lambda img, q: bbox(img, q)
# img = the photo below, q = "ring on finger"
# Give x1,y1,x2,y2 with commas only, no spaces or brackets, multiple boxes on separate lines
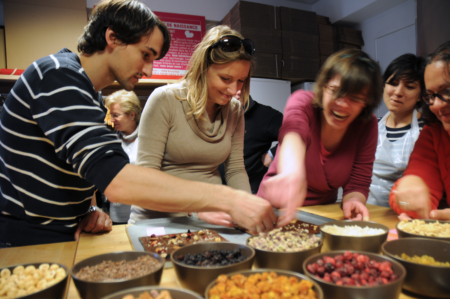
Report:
399,201,410,206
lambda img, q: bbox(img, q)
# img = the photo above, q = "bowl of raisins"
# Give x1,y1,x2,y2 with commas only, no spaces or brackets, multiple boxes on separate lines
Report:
303,250,406,299
382,237,450,298
170,242,255,295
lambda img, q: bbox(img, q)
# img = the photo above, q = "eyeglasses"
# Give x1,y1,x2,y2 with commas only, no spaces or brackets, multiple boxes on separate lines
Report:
209,35,255,56
324,85,367,105
422,88,450,105
109,113,124,119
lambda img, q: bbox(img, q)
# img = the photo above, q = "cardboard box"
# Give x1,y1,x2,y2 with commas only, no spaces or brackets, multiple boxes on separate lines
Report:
280,7,318,34
336,26,364,46
240,27,282,54
252,52,283,78
282,54,320,83
282,30,319,56
228,0,281,31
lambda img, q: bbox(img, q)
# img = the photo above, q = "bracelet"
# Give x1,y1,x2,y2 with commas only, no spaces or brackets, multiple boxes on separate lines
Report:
88,206,98,213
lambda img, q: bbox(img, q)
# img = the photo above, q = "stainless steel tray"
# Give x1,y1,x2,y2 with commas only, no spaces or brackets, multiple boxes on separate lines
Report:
126,210,334,267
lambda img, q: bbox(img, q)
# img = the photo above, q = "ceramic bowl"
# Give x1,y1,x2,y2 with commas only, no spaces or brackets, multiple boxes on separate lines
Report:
382,237,450,298
320,220,389,253
170,242,254,295
396,219,450,242
100,286,203,299
71,251,164,299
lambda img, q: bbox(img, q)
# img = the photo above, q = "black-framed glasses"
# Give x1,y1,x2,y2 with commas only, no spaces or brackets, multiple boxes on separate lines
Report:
324,85,367,105
209,35,255,56
422,88,450,105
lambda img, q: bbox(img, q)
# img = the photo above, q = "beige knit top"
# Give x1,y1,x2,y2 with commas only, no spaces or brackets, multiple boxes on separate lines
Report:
129,81,250,221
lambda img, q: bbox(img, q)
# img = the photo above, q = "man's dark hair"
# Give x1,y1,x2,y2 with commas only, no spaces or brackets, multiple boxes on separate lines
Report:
78,0,171,60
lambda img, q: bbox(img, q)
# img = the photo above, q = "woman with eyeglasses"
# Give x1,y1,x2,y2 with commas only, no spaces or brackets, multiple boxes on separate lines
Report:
389,41,450,221
367,54,426,207
104,89,142,223
258,49,382,225
128,25,274,228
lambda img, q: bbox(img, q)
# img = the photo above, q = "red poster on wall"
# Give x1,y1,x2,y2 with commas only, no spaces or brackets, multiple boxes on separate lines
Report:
150,12,206,80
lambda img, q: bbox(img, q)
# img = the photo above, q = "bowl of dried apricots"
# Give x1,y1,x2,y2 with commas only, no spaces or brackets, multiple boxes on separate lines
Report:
205,269,323,299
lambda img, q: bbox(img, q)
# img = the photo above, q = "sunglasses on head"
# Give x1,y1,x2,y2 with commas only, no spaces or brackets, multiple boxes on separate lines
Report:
209,35,256,57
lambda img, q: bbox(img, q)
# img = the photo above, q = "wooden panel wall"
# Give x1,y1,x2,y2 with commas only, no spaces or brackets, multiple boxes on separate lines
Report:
3,0,87,69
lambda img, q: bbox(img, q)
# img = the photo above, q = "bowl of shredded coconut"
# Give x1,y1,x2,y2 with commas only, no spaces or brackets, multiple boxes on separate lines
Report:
320,221,389,253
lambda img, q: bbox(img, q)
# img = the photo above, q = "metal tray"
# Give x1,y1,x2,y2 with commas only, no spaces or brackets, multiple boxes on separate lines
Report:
126,210,334,267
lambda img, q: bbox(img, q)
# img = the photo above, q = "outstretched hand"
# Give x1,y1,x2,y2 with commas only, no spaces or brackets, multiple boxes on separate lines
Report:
430,208,450,220
342,200,369,221
259,172,307,227
74,209,112,241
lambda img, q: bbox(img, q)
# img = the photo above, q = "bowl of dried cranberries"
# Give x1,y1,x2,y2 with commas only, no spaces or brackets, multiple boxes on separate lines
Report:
303,250,406,299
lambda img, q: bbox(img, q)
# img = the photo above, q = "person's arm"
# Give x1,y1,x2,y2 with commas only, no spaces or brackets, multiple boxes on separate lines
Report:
341,116,378,220
389,125,443,219
259,131,308,227
135,88,172,169
104,164,277,234
222,103,251,192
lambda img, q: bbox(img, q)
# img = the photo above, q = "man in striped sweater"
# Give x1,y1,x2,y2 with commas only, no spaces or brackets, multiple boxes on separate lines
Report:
0,0,276,247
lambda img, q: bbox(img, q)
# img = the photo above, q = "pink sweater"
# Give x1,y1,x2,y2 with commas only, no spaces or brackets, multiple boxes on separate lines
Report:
258,90,378,205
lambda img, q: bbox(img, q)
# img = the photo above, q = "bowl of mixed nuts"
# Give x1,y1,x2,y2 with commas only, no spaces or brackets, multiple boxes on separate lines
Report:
246,226,322,273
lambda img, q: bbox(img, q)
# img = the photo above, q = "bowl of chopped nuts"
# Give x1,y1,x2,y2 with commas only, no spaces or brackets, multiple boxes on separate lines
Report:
303,250,406,299
382,237,450,298
320,220,389,253
101,286,203,299
0,262,69,299
396,219,450,242
205,269,324,299
246,227,322,273
170,242,255,295
71,251,164,299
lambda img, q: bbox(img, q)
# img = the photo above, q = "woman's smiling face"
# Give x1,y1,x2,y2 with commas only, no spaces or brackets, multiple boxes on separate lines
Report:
321,75,367,132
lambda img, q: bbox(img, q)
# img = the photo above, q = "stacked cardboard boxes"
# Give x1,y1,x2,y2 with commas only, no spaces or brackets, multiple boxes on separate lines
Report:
280,7,320,83
221,1,282,78
220,1,364,83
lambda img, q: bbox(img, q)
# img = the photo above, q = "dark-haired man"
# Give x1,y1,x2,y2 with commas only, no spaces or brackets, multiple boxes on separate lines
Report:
0,0,276,247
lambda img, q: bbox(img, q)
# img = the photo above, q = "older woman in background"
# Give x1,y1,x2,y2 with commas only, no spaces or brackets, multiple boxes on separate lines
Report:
104,89,142,224
367,54,425,207
390,41,450,220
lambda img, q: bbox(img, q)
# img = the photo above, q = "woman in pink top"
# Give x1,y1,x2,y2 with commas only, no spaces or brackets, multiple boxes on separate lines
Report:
258,49,382,226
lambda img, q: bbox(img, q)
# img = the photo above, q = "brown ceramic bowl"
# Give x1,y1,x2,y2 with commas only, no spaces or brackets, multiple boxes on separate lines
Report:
320,220,389,253
382,237,450,298
170,242,254,295
0,262,69,299
71,251,164,299
396,219,450,242
204,269,324,299
101,286,203,299
246,234,322,273
303,250,406,299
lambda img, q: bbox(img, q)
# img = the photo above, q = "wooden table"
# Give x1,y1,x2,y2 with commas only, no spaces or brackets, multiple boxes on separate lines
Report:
1,204,424,299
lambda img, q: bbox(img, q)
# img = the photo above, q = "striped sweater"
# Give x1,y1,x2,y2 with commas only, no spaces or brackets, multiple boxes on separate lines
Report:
0,48,128,235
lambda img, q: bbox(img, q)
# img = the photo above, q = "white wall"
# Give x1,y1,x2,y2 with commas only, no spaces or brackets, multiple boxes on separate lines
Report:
250,78,291,114
354,0,416,117
85,0,313,20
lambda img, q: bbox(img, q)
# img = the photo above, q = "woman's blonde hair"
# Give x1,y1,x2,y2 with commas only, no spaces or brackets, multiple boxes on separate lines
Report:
313,48,382,120
104,89,142,123
180,25,255,119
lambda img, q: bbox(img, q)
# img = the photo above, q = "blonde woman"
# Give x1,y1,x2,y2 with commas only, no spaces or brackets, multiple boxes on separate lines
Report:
129,25,258,227
104,90,142,223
